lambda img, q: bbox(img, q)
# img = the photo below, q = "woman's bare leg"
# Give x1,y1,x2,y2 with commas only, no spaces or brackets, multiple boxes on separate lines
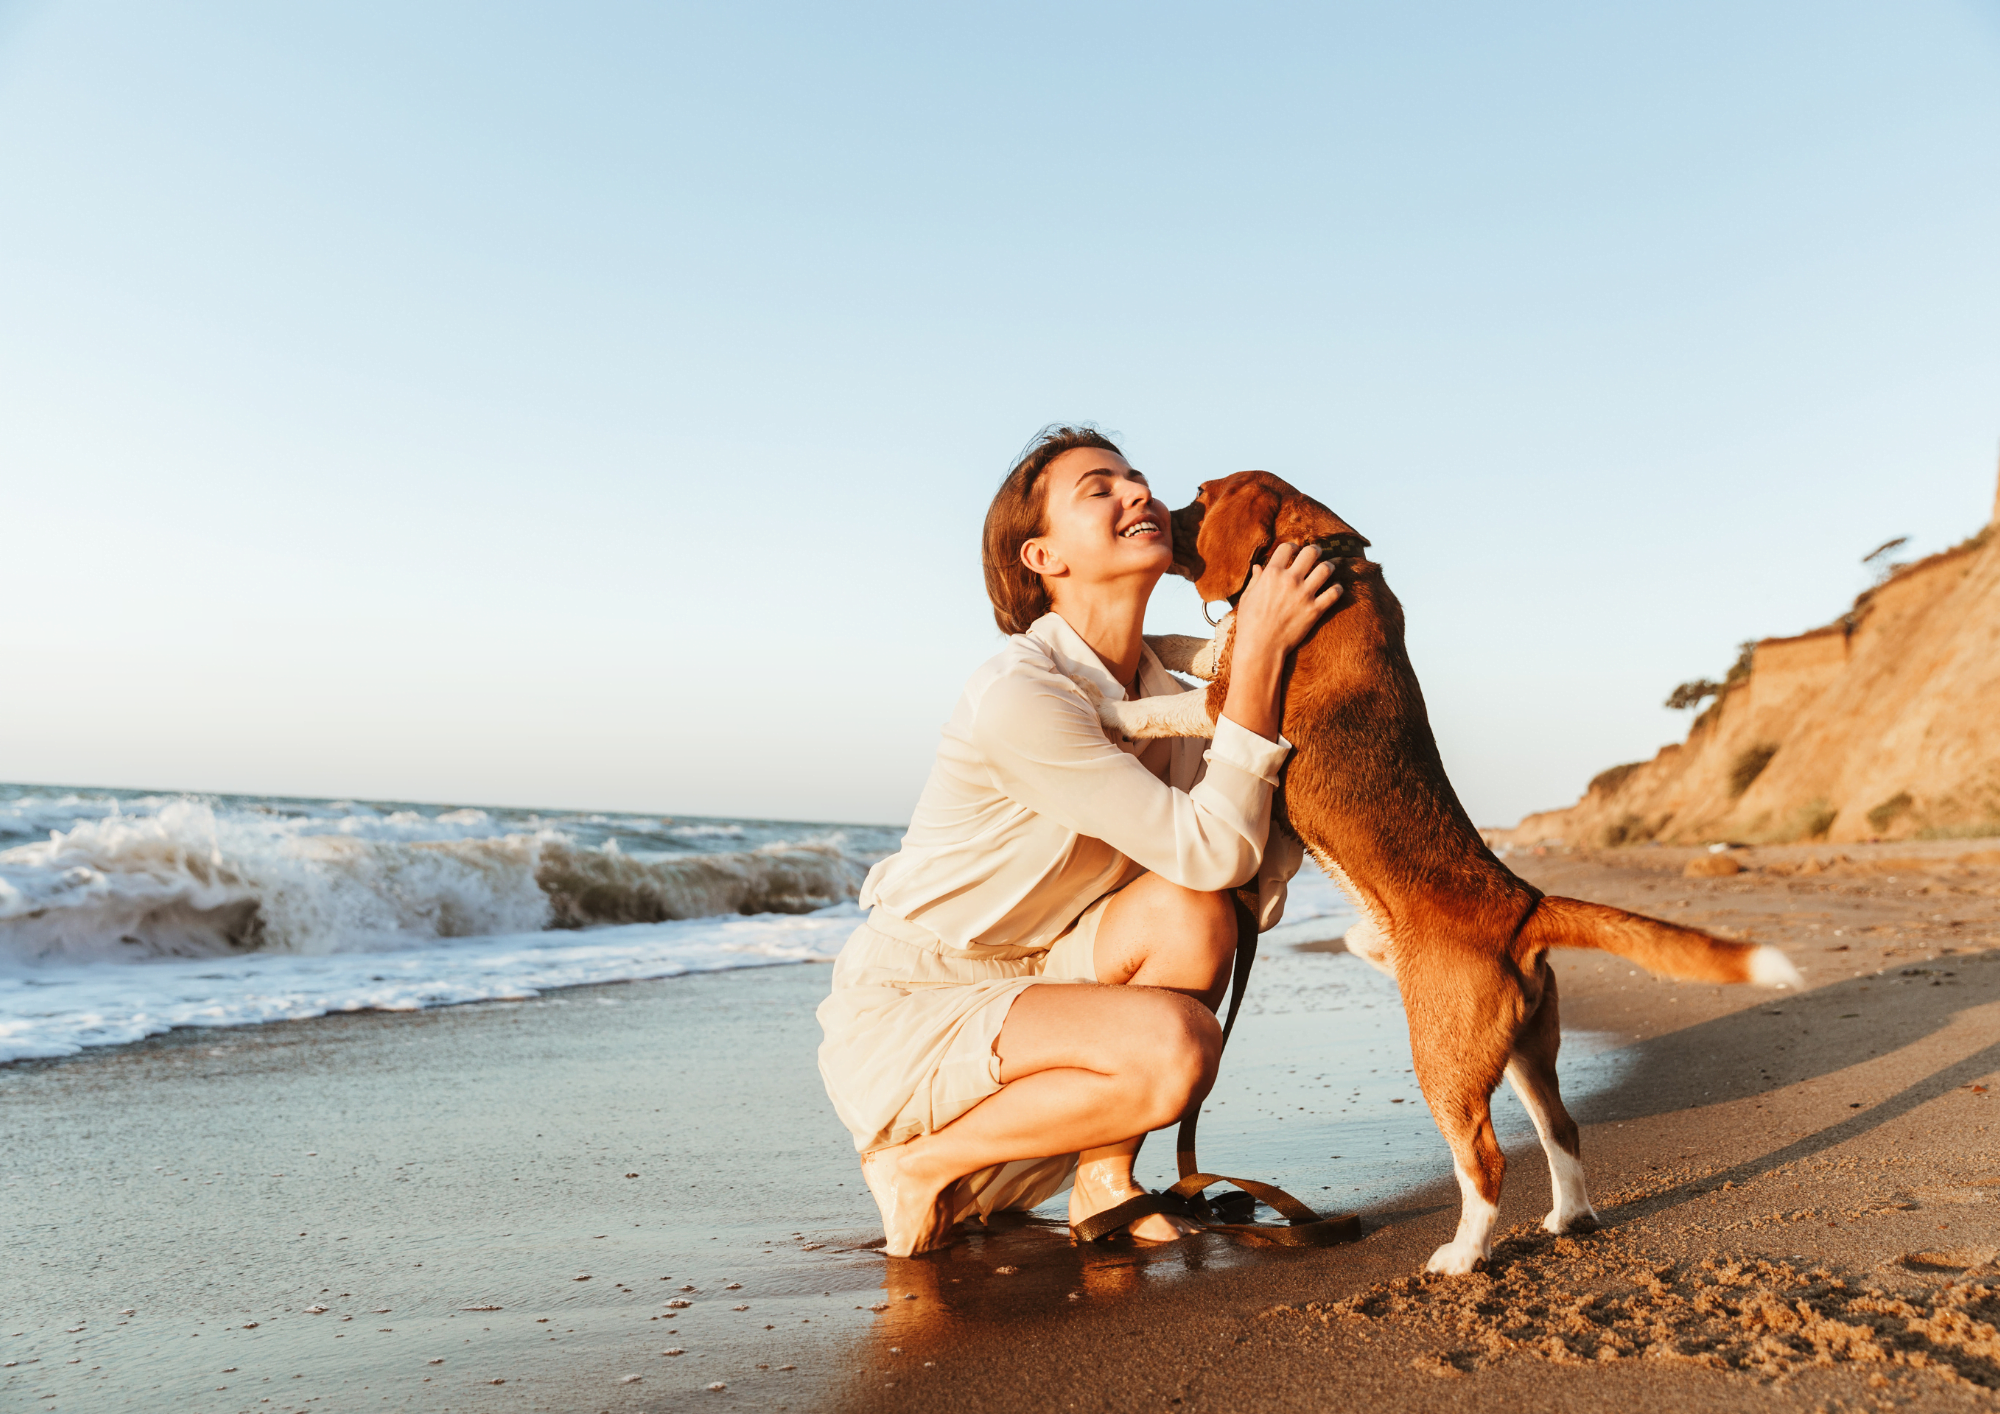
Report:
1070,876,1237,1239
862,875,1239,1253
862,981,1221,1254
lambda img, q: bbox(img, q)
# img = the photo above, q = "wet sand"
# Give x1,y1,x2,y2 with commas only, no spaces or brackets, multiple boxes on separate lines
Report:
1,965,902,1411
5,841,1997,1411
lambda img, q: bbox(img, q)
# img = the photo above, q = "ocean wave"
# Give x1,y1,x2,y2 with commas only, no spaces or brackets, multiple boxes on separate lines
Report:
538,839,862,927
0,801,865,967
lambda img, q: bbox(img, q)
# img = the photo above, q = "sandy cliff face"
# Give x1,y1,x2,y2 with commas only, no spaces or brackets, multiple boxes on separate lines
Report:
1494,473,2000,848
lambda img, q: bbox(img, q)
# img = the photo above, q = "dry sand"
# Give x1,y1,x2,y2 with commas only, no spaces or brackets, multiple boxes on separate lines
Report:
5,840,1997,1412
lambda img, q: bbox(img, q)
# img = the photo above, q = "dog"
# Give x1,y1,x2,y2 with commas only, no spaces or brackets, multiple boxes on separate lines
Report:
1075,470,1801,1274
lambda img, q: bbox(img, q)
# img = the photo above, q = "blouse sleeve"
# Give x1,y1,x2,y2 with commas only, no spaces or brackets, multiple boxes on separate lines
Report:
971,672,1291,893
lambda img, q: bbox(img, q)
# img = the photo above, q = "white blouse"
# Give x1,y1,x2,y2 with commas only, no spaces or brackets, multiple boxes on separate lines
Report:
859,611,1302,953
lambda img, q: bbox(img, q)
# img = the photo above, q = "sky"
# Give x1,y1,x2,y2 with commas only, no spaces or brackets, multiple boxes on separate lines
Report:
2,1,1997,827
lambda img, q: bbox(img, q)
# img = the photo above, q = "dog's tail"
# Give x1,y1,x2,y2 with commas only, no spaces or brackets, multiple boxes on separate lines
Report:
1521,895,1803,988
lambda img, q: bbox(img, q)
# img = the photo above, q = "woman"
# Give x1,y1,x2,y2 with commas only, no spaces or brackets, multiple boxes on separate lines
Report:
817,426,1338,1255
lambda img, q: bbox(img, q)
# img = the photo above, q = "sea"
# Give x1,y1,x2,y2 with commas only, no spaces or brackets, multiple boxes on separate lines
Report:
0,781,1363,1065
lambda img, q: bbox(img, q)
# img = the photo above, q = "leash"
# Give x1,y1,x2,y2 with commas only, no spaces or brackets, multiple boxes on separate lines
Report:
1071,894,1363,1247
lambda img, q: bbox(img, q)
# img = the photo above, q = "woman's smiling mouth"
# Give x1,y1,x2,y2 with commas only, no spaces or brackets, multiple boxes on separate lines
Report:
1119,520,1162,539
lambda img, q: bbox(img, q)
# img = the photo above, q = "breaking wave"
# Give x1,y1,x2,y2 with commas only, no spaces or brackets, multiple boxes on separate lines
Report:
0,798,870,967
0,787,895,1062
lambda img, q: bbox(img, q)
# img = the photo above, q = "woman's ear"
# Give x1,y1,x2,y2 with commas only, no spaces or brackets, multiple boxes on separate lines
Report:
1191,480,1282,605
1020,538,1066,580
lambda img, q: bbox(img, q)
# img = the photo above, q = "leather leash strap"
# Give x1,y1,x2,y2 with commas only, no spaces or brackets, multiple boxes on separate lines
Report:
1073,895,1361,1247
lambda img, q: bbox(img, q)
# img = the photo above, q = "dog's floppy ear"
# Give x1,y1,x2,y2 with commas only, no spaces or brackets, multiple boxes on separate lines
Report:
1190,476,1284,606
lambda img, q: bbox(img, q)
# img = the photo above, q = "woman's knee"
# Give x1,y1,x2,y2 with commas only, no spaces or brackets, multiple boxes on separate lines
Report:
1129,994,1222,1124
1189,886,1238,956
1101,876,1238,988
1164,885,1238,983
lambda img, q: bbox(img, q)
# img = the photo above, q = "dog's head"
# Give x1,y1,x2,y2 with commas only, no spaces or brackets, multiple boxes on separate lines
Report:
1172,470,1372,605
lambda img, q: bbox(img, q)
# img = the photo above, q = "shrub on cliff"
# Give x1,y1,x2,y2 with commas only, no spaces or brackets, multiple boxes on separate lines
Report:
1866,791,1914,833
1588,762,1644,796
1729,742,1780,797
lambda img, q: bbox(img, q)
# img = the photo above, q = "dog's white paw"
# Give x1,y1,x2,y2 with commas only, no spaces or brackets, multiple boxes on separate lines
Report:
1066,675,1121,728
1749,945,1804,989
1541,1205,1600,1235
1423,1240,1488,1276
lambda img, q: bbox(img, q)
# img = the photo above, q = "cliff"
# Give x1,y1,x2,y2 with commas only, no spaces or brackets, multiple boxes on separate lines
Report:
1493,467,2000,848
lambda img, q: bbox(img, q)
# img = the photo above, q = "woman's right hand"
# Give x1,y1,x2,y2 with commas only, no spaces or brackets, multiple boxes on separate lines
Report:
1232,543,1342,660
1219,543,1342,742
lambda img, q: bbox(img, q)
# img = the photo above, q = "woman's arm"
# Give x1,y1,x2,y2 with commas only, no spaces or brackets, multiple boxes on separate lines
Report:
1220,542,1340,742
973,671,1287,893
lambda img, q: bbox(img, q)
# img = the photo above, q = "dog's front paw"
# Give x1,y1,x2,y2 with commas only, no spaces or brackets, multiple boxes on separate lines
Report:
1067,673,1104,705
1069,676,1134,738
1423,1240,1488,1276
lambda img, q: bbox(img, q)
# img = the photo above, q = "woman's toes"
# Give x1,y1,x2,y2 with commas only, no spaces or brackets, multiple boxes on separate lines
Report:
1069,1173,1197,1244
1126,1211,1195,1243
862,1147,959,1257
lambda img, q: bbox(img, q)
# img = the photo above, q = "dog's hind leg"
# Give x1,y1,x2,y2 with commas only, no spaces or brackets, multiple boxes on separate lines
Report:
1503,963,1598,1235
1423,1100,1506,1276
1406,984,1514,1275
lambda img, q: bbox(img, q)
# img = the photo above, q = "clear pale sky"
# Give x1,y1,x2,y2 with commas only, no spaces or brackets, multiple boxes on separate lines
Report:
3,2,1997,827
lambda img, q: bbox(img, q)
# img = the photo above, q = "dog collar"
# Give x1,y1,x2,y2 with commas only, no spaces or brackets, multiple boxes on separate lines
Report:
1308,532,1371,560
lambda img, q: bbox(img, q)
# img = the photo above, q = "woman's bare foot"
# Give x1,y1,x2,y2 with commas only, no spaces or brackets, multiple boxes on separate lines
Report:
860,1141,961,1257
1069,1157,1198,1243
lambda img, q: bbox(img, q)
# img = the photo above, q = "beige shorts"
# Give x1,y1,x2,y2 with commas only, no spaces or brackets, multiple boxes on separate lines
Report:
813,888,1122,1221
1038,889,1112,984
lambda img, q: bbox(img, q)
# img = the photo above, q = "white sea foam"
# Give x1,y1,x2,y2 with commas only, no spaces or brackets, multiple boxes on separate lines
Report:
0,801,864,966
0,786,887,1060
0,904,862,1062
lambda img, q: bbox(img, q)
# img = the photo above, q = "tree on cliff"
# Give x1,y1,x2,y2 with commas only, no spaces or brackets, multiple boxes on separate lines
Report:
1665,641,1757,711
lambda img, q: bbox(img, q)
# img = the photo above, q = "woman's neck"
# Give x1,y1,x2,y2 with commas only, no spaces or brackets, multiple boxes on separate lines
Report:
1049,584,1151,693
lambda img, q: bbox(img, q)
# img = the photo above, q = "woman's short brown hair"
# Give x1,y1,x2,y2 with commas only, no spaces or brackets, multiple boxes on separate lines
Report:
981,424,1125,636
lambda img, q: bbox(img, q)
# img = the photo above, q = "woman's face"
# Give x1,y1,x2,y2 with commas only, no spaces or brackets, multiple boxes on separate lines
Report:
1021,447,1174,592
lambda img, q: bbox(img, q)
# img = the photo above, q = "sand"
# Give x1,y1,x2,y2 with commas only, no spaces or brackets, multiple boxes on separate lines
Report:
4,840,1997,1412
817,842,1999,1413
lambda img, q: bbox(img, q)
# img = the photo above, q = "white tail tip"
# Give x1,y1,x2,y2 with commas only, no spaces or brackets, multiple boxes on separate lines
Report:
1749,945,1804,989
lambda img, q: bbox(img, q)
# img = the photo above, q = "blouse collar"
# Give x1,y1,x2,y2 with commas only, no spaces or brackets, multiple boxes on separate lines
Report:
1025,611,1179,703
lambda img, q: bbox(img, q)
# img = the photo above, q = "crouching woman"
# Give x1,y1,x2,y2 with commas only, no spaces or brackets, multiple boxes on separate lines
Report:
816,426,1336,1254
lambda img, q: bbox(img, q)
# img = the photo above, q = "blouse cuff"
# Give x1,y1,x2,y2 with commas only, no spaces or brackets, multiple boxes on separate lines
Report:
1205,714,1292,788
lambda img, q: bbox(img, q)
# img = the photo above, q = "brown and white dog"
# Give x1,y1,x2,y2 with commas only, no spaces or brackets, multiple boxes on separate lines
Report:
1078,471,1801,1275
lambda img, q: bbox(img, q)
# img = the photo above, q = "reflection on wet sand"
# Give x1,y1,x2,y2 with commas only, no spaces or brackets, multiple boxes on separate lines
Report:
849,1212,1285,1387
